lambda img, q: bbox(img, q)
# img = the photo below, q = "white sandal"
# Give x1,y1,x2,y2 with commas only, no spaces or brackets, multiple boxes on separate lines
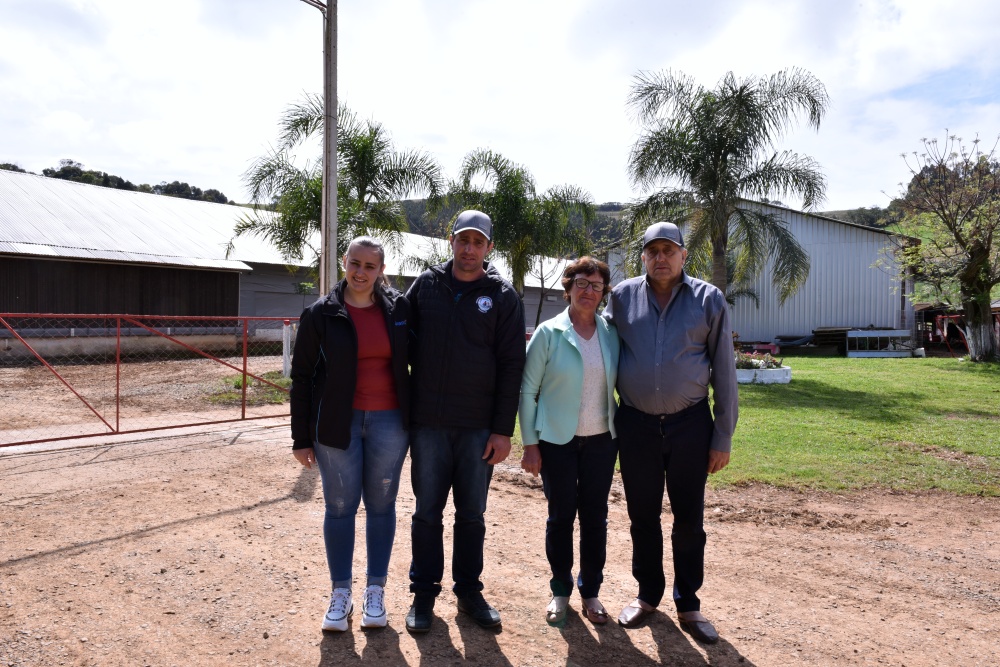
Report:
546,596,569,624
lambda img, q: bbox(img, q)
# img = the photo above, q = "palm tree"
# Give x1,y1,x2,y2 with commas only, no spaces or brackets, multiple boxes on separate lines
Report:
451,149,594,298
232,94,444,269
626,68,829,303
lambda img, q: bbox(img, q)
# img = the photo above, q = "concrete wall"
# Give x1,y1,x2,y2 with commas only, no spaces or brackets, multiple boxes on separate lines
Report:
0,333,284,364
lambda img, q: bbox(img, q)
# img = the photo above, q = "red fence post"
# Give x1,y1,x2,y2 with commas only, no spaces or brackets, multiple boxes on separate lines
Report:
241,318,249,420
116,316,121,432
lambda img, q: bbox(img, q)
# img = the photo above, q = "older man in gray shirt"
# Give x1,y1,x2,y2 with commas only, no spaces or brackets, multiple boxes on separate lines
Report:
604,221,738,644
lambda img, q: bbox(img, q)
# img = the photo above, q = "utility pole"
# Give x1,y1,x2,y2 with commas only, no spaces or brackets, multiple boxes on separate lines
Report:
298,0,337,293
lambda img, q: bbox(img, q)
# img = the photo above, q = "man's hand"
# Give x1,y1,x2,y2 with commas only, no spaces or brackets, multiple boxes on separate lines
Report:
520,445,541,477
293,447,316,469
483,433,512,465
707,449,730,474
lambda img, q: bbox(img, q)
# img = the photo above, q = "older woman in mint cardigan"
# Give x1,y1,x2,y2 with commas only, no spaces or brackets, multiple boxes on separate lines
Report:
519,257,619,626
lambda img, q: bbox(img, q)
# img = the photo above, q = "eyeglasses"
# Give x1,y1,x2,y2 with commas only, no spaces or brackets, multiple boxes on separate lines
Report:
572,278,605,292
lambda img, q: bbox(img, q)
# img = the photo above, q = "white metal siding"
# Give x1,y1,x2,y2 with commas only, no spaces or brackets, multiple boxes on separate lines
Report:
731,203,912,341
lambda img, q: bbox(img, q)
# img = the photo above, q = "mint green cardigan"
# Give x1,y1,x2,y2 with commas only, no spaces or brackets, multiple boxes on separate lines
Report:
518,307,620,446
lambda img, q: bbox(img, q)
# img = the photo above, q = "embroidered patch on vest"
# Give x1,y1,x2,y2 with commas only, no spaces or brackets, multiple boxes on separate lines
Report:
476,296,493,313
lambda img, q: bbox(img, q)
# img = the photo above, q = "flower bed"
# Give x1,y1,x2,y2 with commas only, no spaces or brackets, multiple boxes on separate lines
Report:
735,351,791,384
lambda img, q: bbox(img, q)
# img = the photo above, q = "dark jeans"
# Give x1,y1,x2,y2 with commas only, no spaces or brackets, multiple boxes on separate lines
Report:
538,432,618,599
408,426,493,597
615,400,713,612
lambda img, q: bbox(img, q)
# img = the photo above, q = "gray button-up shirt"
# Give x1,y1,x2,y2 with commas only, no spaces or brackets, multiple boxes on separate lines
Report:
604,272,738,452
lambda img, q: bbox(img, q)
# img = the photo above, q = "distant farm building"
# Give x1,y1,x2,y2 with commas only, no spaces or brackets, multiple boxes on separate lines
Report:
0,170,569,324
605,200,915,346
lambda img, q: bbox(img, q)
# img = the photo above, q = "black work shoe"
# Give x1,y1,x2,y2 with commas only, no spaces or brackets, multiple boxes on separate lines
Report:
457,592,502,629
405,594,435,633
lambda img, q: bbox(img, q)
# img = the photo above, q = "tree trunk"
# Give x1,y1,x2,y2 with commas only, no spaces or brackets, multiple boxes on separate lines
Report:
534,257,547,328
710,206,730,296
959,247,999,361
962,293,999,361
710,236,728,296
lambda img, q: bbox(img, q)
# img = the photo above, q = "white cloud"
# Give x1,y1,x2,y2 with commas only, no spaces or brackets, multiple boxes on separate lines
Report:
2,0,999,211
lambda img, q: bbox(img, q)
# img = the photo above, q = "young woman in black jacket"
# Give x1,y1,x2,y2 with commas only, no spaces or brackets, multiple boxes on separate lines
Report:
289,236,410,632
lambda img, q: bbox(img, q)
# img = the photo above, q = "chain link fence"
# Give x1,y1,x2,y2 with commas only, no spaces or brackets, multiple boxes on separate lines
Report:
0,314,299,447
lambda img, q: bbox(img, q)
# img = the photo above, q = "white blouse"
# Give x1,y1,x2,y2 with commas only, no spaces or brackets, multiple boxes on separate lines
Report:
574,329,609,436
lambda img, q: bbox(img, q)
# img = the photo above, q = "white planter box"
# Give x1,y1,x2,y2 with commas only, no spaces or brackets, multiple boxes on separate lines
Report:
736,365,792,384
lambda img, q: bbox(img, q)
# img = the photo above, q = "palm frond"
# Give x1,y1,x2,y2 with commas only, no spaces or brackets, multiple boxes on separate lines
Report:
682,209,716,275
759,67,830,134
625,67,826,301
627,69,699,124
733,208,810,304
726,285,760,308
231,208,315,264
728,209,774,285
277,92,325,149
380,149,445,202
458,149,518,191
628,126,698,190
739,151,827,210
242,149,316,206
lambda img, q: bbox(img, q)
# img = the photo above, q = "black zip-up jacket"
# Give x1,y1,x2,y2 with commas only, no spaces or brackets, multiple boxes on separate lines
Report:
289,280,410,450
406,260,526,436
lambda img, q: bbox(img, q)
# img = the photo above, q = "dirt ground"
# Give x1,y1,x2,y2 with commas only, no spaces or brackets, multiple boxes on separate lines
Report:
0,357,288,444
1,421,998,667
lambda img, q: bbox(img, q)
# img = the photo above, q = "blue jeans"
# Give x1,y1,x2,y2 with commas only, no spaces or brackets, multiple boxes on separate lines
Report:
408,426,493,597
314,409,408,588
538,432,618,599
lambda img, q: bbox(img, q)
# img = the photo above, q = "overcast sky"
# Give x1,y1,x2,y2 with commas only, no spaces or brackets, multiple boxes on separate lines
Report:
3,0,1000,212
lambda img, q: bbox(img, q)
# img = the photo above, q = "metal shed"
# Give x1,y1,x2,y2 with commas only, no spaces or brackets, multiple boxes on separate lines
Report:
730,201,913,343
0,170,314,317
602,200,914,344
1,170,571,323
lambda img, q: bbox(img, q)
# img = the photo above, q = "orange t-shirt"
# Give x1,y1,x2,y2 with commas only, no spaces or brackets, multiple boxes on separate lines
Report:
346,302,399,411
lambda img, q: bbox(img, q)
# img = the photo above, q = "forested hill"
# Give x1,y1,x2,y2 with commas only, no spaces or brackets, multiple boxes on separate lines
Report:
401,199,629,250
0,160,232,204
820,203,903,229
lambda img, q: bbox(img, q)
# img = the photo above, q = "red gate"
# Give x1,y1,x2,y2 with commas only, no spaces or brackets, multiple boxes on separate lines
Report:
0,314,298,447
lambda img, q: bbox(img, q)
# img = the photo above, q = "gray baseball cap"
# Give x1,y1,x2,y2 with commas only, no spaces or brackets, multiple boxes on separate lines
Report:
452,210,493,242
642,222,684,249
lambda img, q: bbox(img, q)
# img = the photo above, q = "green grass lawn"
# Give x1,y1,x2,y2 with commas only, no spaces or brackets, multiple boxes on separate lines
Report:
512,357,1000,496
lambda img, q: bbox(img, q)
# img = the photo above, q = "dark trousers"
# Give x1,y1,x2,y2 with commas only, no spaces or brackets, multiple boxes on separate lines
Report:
615,400,713,612
538,432,618,599
408,426,493,597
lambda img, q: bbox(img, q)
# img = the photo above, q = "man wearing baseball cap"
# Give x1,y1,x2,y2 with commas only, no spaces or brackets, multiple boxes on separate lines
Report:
603,221,738,644
404,209,526,633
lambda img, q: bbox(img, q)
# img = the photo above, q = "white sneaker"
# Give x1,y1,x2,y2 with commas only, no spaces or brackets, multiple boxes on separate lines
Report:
361,584,387,628
322,588,353,632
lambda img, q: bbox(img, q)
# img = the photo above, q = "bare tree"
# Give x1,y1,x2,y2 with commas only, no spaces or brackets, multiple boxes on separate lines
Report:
896,133,1000,361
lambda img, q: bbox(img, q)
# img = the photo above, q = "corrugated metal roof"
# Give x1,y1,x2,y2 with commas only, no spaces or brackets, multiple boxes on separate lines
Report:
0,170,569,286
0,170,297,271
